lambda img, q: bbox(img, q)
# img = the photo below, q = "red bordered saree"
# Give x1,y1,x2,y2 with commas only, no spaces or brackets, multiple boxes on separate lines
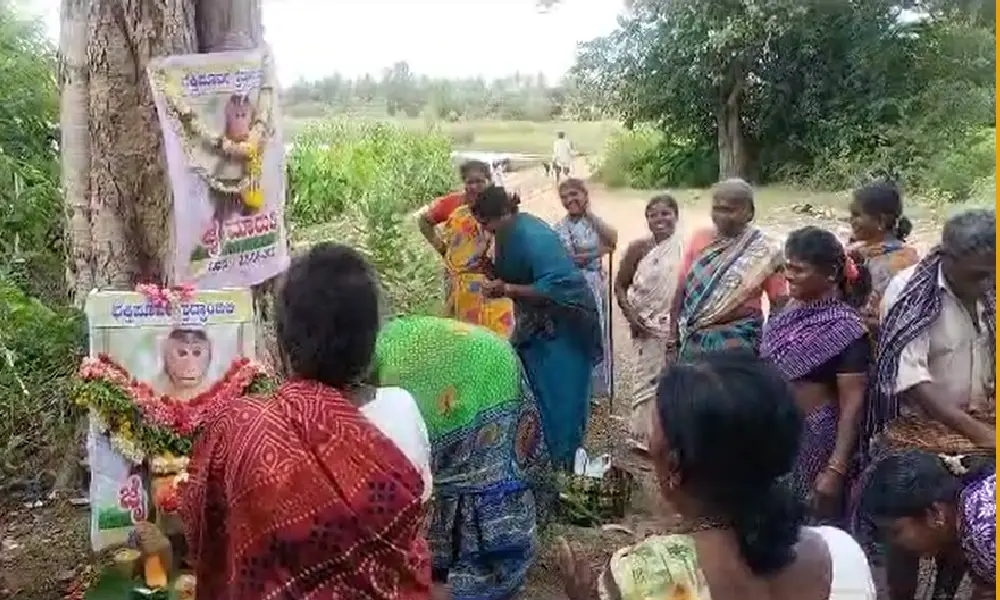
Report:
181,380,431,600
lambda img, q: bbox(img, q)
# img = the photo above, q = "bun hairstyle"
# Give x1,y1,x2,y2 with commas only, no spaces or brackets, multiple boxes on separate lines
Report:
655,350,805,575
854,181,912,242
785,226,872,309
471,184,520,220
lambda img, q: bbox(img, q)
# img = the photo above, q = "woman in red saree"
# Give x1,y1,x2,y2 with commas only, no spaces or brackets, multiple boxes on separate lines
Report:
181,243,431,600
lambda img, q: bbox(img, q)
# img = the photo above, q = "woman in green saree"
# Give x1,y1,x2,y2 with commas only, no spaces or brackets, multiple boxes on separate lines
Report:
374,315,551,600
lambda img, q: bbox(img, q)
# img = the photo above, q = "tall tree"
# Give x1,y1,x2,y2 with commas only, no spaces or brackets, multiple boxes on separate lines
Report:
60,0,273,357
60,0,263,288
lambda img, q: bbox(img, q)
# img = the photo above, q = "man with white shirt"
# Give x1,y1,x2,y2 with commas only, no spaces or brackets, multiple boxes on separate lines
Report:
551,130,573,184
862,208,996,600
874,208,995,447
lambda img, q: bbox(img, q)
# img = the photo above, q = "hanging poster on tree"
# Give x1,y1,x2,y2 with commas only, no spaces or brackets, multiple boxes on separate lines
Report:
78,287,272,551
148,48,289,288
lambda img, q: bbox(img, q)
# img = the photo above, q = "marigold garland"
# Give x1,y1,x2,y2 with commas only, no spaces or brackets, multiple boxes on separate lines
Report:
74,354,274,464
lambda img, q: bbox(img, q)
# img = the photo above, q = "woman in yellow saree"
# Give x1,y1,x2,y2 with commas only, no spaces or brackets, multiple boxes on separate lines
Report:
418,160,514,337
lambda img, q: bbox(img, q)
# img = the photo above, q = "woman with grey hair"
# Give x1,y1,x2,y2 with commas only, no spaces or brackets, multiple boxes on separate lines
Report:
669,178,787,358
853,208,996,600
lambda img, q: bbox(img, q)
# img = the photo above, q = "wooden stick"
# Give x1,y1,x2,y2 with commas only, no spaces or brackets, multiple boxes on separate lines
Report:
607,253,615,410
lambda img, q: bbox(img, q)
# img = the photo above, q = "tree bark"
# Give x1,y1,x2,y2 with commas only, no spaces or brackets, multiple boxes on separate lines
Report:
717,78,748,180
60,0,93,303
86,0,197,289
196,0,263,52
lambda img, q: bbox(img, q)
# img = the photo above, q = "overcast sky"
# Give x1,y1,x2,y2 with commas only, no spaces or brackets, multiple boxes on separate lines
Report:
25,0,623,85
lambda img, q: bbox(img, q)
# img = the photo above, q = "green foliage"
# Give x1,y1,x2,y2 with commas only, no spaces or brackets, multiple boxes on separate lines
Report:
0,5,76,472
594,127,718,188
570,0,996,195
288,119,455,226
919,129,996,202
0,279,86,471
0,5,63,301
289,119,454,316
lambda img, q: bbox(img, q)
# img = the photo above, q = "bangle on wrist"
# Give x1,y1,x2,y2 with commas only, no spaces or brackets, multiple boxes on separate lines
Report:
825,460,847,476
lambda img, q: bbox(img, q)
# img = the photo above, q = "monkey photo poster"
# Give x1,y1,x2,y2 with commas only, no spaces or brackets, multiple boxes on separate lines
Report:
148,47,289,289
83,289,255,551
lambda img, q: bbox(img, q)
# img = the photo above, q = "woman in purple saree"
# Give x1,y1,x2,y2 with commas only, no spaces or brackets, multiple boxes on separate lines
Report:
863,449,995,600
761,227,871,525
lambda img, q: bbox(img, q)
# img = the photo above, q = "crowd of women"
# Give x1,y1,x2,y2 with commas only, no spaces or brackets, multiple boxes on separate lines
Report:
177,159,994,600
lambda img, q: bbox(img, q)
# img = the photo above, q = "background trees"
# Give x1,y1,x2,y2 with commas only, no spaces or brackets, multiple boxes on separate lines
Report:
283,64,569,123
568,0,996,190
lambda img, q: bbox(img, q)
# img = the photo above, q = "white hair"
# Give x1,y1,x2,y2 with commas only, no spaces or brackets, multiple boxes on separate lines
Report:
942,209,995,257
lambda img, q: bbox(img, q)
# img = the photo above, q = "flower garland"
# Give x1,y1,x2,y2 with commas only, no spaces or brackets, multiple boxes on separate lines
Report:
150,51,276,205
75,354,275,464
135,282,195,309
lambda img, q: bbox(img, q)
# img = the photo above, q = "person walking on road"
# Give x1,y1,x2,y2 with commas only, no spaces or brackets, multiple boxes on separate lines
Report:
551,131,574,184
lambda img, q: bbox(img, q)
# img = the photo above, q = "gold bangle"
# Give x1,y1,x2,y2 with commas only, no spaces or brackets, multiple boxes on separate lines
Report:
825,461,847,476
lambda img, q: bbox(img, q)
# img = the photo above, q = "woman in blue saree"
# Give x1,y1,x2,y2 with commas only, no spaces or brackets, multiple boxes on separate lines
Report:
471,185,602,469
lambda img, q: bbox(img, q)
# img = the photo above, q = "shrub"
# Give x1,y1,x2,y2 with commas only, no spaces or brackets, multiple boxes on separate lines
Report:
289,119,453,316
594,126,717,189
919,129,996,202
287,119,456,227
0,278,86,472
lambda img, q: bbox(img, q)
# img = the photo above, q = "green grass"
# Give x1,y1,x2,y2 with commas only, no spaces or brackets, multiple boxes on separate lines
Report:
284,116,620,156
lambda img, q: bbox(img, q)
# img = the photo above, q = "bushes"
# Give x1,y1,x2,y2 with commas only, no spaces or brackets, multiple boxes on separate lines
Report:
287,119,455,226
595,122,995,205
288,119,455,316
0,279,86,471
919,129,996,203
593,127,717,189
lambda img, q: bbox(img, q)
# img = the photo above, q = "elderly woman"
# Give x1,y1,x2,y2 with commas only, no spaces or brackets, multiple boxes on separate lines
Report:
856,208,996,600
471,185,602,469
374,316,551,600
614,194,682,450
182,243,432,600
554,178,618,399
558,351,877,599
847,182,920,332
761,227,872,524
863,450,995,600
418,160,514,337
670,179,787,358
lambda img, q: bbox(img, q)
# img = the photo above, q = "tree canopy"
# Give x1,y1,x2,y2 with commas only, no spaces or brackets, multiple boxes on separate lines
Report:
567,0,996,188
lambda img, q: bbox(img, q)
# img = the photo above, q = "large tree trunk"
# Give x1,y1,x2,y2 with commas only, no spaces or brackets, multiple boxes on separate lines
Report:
57,0,268,491
85,0,197,290
717,79,748,180
65,0,265,298
63,0,274,363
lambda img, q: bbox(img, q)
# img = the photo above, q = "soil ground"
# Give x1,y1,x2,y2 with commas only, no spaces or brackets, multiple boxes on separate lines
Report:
0,161,943,600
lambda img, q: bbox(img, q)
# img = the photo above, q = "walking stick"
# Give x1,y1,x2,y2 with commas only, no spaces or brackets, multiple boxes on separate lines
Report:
607,253,615,411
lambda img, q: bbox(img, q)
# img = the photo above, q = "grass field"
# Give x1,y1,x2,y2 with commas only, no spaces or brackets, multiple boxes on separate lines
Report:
284,115,621,156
